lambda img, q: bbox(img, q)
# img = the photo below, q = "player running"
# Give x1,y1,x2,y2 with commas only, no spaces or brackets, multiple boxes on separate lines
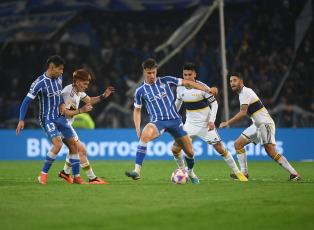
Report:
125,58,218,184
219,72,301,181
16,55,87,184
172,63,247,181
58,69,114,184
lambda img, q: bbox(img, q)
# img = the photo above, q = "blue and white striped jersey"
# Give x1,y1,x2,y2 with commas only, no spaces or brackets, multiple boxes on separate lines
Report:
26,72,64,124
134,76,183,122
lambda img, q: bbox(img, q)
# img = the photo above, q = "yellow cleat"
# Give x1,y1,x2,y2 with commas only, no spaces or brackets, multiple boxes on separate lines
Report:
235,172,248,181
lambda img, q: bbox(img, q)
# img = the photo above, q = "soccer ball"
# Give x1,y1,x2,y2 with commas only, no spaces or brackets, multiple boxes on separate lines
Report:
171,169,188,185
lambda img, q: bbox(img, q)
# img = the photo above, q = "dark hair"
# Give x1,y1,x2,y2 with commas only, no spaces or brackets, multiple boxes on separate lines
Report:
46,55,65,68
230,72,243,80
142,58,157,70
73,69,91,82
183,62,197,72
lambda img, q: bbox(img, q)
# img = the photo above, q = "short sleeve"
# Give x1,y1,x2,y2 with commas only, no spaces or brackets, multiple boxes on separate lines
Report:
134,88,143,108
27,79,42,99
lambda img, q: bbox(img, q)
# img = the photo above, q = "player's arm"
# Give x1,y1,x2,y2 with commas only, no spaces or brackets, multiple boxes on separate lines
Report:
207,100,218,131
64,103,93,118
219,104,248,129
133,107,142,139
16,96,33,135
181,79,218,97
82,86,115,105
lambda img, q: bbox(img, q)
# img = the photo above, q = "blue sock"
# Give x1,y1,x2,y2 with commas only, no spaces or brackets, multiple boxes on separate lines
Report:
135,141,147,166
69,154,80,176
185,155,195,169
42,151,57,173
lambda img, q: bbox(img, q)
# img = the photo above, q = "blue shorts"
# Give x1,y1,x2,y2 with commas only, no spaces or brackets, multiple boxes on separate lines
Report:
41,116,75,141
148,119,188,138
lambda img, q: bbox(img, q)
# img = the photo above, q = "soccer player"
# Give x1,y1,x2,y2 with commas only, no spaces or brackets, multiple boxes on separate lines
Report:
219,72,301,181
58,69,114,184
125,58,218,184
16,55,87,184
171,63,247,181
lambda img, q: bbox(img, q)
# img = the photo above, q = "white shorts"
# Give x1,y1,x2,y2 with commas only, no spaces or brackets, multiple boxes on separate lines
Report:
174,122,221,146
60,126,79,142
241,123,276,146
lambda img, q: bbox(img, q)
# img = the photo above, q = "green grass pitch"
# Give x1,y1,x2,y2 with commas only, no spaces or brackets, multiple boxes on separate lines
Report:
0,160,313,230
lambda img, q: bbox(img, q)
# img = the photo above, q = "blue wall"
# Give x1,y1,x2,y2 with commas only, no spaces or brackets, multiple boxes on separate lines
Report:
1,128,313,161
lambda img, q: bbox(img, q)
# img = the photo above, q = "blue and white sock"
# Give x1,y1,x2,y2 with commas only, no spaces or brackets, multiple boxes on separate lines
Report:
185,155,195,169
135,141,147,173
41,151,57,174
69,154,80,177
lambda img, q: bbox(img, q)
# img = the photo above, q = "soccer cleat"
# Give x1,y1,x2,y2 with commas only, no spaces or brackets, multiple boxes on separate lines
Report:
230,173,249,180
185,167,199,184
125,170,140,180
72,176,88,184
235,172,248,181
89,177,109,184
189,175,200,184
58,170,73,183
38,173,48,184
289,174,301,181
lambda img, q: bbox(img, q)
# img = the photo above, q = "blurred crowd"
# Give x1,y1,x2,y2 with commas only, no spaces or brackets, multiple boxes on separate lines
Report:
0,0,313,129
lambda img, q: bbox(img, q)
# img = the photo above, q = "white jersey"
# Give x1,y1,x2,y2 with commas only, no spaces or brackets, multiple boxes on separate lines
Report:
176,80,217,127
239,86,274,126
62,84,87,125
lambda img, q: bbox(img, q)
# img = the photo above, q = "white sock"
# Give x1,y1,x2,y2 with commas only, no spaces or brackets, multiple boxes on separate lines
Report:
81,161,96,180
174,151,185,169
63,156,71,174
135,164,141,174
236,148,248,175
222,150,240,174
275,154,297,174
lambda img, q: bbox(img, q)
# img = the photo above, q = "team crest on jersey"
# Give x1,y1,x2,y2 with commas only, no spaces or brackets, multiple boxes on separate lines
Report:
160,83,165,89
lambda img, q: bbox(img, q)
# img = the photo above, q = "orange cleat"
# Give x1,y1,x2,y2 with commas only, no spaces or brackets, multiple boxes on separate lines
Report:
72,176,88,184
89,177,109,184
58,170,73,183
38,173,48,184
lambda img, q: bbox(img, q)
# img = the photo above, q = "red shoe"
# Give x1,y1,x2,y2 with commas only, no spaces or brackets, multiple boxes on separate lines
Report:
289,174,301,181
58,170,73,183
38,173,48,184
89,177,109,184
72,176,88,184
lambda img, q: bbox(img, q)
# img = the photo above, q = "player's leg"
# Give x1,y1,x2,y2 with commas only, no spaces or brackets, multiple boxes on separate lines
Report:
38,136,63,184
63,137,87,184
259,124,300,180
233,136,249,177
77,141,108,184
174,135,199,184
213,141,247,181
171,143,185,169
125,123,159,180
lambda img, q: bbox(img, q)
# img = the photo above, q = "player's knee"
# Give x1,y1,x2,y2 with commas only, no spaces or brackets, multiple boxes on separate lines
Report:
184,149,194,158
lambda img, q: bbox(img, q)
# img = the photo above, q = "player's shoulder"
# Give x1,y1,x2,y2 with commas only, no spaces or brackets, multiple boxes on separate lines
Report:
135,83,145,95
242,86,256,96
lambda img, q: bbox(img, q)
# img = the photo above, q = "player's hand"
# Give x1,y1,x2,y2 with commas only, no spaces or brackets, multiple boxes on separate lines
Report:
16,120,24,135
103,86,115,98
81,103,93,113
207,87,218,97
136,130,142,139
219,121,229,130
60,104,66,115
207,122,215,131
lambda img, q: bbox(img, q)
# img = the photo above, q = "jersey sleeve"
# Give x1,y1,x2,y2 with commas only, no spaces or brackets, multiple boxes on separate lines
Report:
239,89,251,105
161,76,182,86
134,88,143,108
27,79,43,99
